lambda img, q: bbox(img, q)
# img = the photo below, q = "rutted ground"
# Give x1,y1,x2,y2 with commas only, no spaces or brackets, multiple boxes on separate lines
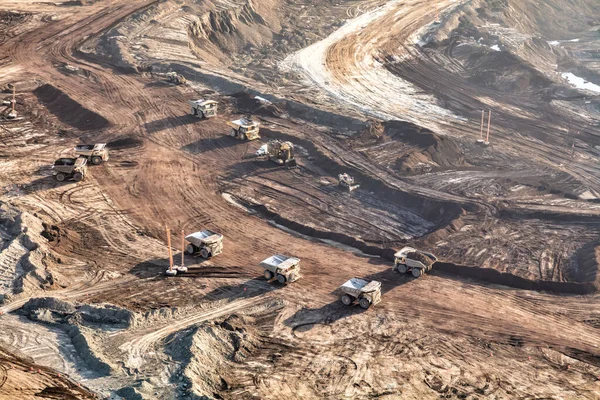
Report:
1,0,600,399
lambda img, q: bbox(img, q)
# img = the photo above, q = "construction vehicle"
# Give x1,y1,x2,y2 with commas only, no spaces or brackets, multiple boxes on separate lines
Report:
74,143,109,165
189,99,218,119
166,72,186,85
228,118,260,141
338,278,381,310
260,254,301,284
338,173,359,191
256,139,297,167
52,157,87,182
185,229,223,259
393,247,437,278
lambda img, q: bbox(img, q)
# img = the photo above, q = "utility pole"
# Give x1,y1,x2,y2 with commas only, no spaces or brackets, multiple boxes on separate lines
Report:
479,109,485,141
165,227,176,276
486,110,491,144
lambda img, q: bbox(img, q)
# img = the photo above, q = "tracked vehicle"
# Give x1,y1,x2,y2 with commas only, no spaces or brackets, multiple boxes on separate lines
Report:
256,139,297,167
260,254,301,284
185,230,223,259
338,173,359,191
74,143,109,165
166,72,186,85
52,157,87,182
338,278,381,310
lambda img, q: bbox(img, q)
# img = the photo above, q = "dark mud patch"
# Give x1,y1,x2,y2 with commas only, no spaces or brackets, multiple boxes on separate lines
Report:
386,121,465,172
33,84,110,131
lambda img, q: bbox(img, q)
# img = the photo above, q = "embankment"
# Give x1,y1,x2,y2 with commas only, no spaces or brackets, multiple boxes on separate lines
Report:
33,84,110,131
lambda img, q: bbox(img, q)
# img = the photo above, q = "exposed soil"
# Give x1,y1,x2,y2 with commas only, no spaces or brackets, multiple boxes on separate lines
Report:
1,0,600,398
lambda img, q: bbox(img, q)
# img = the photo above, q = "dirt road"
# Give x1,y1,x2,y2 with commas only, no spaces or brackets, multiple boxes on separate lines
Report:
1,0,600,398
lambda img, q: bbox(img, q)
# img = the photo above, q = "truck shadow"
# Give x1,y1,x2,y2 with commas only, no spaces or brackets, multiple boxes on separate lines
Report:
143,115,197,134
19,174,75,194
181,136,239,155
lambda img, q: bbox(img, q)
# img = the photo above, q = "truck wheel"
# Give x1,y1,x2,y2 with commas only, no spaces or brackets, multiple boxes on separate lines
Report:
54,173,66,182
341,294,353,306
240,132,247,141
186,244,196,255
412,268,423,278
192,107,197,116
397,264,407,274
264,270,274,280
73,172,83,182
230,129,237,137
359,298,371,310
276,274,286,284
200,248,210,259
91,156,102,165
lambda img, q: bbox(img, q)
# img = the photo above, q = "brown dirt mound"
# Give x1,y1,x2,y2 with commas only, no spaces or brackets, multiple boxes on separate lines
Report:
452,44,554,93
33,84,110,131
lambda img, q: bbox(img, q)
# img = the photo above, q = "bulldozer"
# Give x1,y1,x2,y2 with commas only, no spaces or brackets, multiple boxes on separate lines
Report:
256,139,297,167
189,99,217,119
52,157,87,182
228,118,260,140
166,72,186,85
74,143,109,165
338,173,359,191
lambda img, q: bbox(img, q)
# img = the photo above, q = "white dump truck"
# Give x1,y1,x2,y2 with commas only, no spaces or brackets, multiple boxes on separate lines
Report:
185,230,223,259
228,118,260,140
393,247,437,278
260,254,301,284
74,143,109,165
189,99,217,119
52,157,87,182
338,278,381,309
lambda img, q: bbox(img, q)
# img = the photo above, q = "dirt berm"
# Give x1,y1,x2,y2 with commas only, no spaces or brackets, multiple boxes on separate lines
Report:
249,202,596,295
33,84,110,131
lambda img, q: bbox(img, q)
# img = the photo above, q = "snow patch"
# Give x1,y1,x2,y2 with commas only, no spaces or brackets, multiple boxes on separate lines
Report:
561,72,600,94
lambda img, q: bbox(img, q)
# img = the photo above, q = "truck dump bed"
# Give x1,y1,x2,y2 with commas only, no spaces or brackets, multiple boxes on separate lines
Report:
185,230,222,245
75,143,106,152
260,254,299,271
228,118,257,129
340,278,381,295
394,247,437,266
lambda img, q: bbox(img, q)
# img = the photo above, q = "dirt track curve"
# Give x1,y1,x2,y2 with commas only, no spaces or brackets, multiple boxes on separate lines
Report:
1,0,600,398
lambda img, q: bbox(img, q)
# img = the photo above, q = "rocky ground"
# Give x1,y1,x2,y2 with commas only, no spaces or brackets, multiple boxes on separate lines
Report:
1,0,600,399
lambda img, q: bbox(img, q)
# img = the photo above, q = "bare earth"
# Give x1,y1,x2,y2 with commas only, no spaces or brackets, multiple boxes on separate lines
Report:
1,0,600,399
